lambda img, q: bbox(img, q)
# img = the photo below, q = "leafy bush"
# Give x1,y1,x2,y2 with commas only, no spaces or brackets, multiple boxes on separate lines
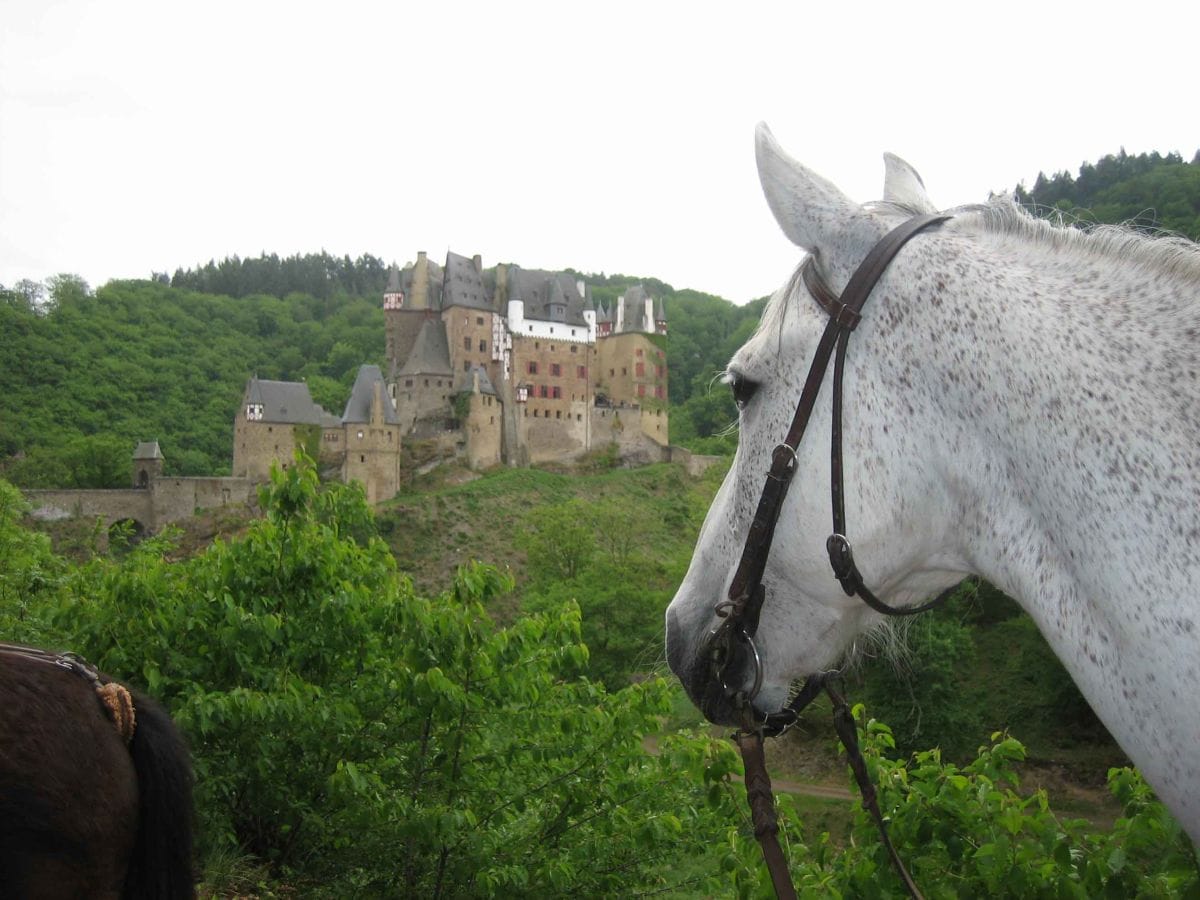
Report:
41,460,739,895
721,710,1198,899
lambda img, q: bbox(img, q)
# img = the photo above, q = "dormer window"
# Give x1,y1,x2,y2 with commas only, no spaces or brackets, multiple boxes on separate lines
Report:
246,403,264,421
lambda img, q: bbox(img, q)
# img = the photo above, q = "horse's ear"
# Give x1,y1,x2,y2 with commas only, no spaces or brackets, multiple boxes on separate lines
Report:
882,153,937,214
755,122,868,253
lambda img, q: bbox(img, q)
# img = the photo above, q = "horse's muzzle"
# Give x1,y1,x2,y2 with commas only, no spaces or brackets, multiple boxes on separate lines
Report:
666,607,764,727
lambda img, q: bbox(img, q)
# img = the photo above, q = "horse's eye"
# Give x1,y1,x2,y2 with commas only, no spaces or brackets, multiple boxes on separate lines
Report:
729,373,758,411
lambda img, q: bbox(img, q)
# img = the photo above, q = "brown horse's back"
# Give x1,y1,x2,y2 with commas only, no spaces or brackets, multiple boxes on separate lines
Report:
0,653,139,899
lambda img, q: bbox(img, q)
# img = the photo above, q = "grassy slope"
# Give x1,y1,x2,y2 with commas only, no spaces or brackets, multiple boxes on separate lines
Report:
374,459,1125,818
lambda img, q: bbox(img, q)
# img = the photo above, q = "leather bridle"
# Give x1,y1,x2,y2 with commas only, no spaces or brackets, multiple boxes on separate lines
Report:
706,214,956,900
709,212,954,728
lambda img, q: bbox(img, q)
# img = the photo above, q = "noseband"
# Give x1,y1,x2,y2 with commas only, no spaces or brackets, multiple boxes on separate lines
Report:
709,213,954,729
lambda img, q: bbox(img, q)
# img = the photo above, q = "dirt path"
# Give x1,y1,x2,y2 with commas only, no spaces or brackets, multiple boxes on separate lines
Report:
643,735,853,802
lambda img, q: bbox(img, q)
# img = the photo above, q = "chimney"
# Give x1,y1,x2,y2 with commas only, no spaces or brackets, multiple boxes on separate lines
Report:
473,253,482,274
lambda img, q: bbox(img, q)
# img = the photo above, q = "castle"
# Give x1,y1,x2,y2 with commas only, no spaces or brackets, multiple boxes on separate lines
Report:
230,251,669,503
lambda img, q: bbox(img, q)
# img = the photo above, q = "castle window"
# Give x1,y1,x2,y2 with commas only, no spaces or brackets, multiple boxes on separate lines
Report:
268,426,273,432
609,369,615,377
556,410,561,419
476,316,484,325
535,342,540,349
424,379,429,386
464,336,471,351
361,455,365,462
622,368,627,375
551,386,561,399
479,340,486,352
527,361,538,375
464,361,471,371
539,385,548,398
635,363,645,377
570,344,577,353
656,365,665,377
551,363,561,377
577,365,586,378
405,379,413,387
636,349,644,357
656,386,665,399
637,384,646,397
357,430,364,439
576,413,582,421
246,403,264,420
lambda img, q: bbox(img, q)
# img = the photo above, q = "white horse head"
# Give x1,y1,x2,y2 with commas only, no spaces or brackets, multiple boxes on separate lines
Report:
667,123,1200,841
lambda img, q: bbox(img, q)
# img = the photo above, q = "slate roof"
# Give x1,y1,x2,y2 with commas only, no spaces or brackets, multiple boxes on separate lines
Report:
132,440,163,460
454,365,498,396
507,267,590,326
614,285,661,333
397,319,454,377
397,257,444,310
443,251,493,312
342,365,401,424
245,378,332,425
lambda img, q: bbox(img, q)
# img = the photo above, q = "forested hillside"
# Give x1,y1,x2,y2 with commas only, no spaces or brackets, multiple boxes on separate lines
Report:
0,271,384,485
1016,148,1200,239
0,256,761,486
2,145,1197,488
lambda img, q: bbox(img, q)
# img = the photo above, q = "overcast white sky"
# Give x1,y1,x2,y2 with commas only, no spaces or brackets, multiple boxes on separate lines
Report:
2,1,1197,304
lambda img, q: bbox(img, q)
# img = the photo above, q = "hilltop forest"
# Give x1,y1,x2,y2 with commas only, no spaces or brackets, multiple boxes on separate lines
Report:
4,144,1196,486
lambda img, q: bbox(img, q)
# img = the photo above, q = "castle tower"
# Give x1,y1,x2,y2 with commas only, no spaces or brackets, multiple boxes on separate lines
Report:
455,366,502,470
132,440,164,488
384,252,443,378
341,365,402,504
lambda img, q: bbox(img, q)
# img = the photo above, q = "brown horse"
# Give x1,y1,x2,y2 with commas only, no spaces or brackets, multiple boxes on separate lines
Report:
0,645,195,899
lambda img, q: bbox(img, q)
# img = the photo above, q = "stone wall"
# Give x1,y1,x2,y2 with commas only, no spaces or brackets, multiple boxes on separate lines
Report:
669,446,726,477
589,407,671,465
232,416,306,481
595,332,666,407
24,477,255,531
25,489,155,528
342,425,402,504
150,477,256,527
442,308,501,387
392,374,455,434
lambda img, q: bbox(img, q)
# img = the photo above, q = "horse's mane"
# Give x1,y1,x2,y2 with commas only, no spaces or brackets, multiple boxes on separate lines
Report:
757,198,1200,341
895,197,1200,284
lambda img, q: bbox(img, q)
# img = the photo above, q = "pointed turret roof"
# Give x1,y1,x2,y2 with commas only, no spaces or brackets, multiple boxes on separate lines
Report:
244,377,332,424
397,319,454,377
443,250,493,312
454,365,498,396
506,267,589,326
342,365,401,424
132,440,164,460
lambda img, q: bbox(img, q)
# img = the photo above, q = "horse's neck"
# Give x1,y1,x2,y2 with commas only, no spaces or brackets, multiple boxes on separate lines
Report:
926,240,1194,604
916,237,1200,794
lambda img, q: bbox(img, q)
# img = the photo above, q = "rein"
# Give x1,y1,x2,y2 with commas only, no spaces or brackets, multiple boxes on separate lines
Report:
709,214,954,898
